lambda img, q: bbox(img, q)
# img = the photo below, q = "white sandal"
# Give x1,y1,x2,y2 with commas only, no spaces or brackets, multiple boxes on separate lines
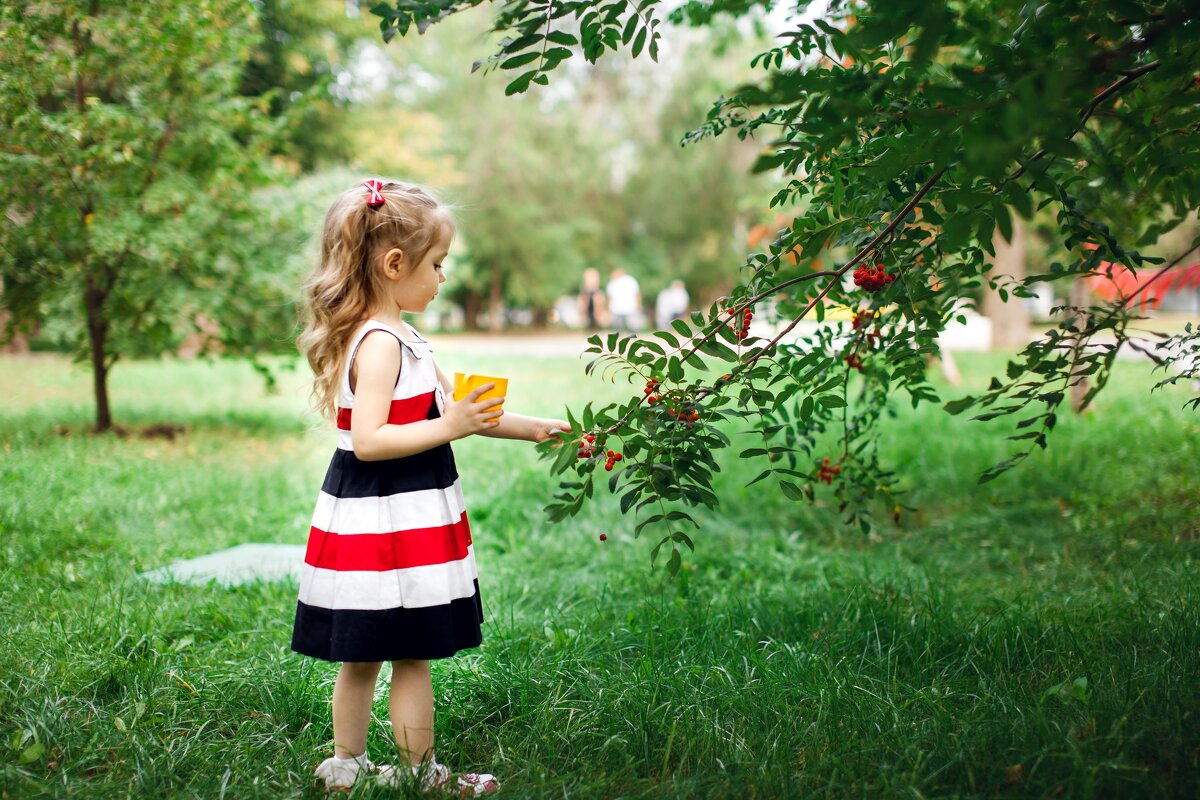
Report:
456,772,501,796
376,756,453,792
314,753,375,792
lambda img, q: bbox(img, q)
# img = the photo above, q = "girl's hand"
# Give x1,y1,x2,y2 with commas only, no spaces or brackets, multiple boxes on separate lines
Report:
443,384,505,439
531,418,572,444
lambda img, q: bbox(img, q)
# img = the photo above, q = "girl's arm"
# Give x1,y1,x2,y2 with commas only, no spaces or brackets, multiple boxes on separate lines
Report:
351,332,503,461
435,364,569,443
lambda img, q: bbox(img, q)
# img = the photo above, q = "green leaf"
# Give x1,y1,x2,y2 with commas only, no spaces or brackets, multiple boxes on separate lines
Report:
943,396,976,415
654,330,679,348
501,52,540,70
632,27,647,58
504,70,537,95
671,531,695,551
634,513,664,537
779,480,805,500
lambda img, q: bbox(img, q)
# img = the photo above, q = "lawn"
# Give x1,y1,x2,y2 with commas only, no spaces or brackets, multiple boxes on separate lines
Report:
0,344,1196,799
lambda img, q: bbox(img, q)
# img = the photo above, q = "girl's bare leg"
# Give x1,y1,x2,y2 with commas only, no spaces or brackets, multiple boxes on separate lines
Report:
332,661,383,759
389,659,435,766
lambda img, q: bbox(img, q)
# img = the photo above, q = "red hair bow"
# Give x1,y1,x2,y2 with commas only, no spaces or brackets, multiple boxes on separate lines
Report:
363,179,386,208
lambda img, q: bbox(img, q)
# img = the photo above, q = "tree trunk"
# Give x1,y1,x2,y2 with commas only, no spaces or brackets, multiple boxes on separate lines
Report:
462,293,483,330
1069,275,1091,414
981,216,1030,349
0,284,31,353
488,264,503,334
84,276,113,431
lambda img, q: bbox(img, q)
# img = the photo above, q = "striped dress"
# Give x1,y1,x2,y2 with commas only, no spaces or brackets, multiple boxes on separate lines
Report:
291,319,483,663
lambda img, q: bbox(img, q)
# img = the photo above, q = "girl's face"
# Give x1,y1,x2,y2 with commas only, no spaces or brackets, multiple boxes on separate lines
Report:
385,226,451,314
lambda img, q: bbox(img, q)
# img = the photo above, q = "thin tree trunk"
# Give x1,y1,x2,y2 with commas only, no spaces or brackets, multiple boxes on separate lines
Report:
0,280,31,353
84,275,112,431
462,293,483,330
1068,275,1091,413
488,263,503,334
981,216,1030,349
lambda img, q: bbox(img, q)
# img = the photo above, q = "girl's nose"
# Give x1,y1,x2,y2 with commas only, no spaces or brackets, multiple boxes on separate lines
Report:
439,271,446,284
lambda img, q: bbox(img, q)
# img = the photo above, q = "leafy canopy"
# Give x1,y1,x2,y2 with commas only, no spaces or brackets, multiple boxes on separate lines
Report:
0,1,300,429
369,0,1200,570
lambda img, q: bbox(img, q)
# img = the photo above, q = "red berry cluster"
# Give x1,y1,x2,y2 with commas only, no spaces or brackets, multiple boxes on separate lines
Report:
851,310,874,331
577,433,599,460
853,263,896,292
818,457,842,484
670,408,700,426
843,353,864,372
728,304,754,340
599,533,608,541
644,377,661,405
604,449,623,471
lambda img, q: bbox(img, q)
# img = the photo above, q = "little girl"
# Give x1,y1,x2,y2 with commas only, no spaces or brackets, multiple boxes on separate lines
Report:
291,179,568,793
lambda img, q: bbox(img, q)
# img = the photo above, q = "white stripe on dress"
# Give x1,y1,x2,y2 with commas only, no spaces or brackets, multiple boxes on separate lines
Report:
338,322,437,411
297,544,478,610
310,482,468,535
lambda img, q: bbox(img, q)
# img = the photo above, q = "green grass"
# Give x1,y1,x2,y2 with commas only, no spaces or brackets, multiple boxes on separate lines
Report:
0,346,1197,798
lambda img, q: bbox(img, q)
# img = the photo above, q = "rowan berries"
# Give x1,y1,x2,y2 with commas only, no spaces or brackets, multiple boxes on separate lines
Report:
599,533,608,541
844,352,864,371
586,434,596,443
851,310,874,331
817,458,842,484
737,305,754,340
853,263,896,292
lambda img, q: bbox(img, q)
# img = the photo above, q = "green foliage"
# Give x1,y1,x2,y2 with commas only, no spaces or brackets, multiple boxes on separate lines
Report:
238,0,368,170
0,1,300,429
371,0,1200,564
357,11,774,324
1150,322,1200,411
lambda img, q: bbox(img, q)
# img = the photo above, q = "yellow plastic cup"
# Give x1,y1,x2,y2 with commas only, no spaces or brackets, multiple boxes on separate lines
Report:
453,372,509,403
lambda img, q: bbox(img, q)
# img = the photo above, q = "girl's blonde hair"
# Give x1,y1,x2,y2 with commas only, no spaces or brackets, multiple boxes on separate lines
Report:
298,179,453,421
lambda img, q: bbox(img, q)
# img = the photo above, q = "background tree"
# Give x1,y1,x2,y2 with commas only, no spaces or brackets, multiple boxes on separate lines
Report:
345,9,774,329
371,0,1200,568
238,0,368,171
0,0,297,431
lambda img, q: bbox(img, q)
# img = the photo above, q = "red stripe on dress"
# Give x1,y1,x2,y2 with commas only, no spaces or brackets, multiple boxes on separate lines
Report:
336,391,435,430
305,512,473,571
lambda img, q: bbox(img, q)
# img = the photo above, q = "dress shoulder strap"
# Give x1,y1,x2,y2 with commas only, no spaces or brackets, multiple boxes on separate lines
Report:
341,321,414,401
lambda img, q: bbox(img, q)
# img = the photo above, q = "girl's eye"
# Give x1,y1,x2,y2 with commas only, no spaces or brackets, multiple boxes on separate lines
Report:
434,264,444,272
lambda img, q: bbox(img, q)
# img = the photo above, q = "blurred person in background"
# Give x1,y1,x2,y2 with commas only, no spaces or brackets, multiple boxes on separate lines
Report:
605,267,642,333
577,267,608,330
655,279,690,330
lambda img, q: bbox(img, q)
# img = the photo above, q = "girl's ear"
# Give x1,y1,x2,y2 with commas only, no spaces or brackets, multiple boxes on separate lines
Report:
381,247,407,279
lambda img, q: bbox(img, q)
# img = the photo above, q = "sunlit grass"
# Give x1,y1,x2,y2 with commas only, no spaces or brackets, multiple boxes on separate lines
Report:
0,345,1196,798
